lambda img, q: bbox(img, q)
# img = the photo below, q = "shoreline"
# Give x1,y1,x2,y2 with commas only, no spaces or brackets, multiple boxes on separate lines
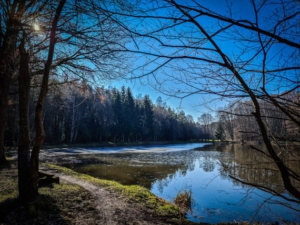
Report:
0,161,195,224
41,140,215,149
6,140,218,158
6,140,216,151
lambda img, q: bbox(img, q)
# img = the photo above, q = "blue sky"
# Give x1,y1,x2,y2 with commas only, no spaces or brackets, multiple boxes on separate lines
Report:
108,1,237,120
104,0,299,121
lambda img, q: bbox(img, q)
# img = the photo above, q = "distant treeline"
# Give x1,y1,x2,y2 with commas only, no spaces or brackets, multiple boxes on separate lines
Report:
6,79,296,146
5,81,205,145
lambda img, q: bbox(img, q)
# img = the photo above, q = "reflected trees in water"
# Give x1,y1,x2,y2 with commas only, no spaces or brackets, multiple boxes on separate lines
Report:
219,144,300,210
105,0,300,204
69,143,299,222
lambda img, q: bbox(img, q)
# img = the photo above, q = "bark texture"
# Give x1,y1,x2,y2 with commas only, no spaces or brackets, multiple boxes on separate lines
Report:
28,0,66,200
0,0,27,165
18,36,31,201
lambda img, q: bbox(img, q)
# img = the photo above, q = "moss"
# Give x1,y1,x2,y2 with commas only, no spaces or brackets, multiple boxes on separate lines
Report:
47,164,183,220
1,163,198,224
0,191,18,203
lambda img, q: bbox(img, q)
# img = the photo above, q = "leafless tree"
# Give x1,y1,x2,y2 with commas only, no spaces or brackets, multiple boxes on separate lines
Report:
198,113,213,140
1,0,132,201
106,0,300,203
0,0,35,163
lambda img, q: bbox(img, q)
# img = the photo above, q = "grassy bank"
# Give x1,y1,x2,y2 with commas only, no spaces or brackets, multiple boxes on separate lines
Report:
0,161,195,225
46,164,185,221
0,163,99,224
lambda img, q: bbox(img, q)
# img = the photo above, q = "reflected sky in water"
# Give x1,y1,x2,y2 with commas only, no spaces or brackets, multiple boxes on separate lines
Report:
72,143,300,224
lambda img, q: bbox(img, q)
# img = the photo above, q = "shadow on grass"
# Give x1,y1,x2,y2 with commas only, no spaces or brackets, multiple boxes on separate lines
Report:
0,162,99,224
0,193,71,225
0,158,15,169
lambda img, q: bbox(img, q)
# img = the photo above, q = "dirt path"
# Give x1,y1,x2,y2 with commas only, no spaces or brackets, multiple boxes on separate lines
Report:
46,169,173,225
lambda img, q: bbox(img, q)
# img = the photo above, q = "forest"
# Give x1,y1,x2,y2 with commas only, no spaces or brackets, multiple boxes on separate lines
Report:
0,0,299,211
5,82,202,145
5,78,299,147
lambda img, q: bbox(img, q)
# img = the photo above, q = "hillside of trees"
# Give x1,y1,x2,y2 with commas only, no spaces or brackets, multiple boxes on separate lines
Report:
5,79,299,147
4,81,205,146
217,91,300,145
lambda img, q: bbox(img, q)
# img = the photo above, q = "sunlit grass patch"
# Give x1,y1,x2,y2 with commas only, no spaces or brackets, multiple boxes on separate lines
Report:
48,164,182,220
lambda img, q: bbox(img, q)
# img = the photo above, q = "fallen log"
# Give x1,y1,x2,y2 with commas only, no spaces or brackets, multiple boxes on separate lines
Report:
38,170,59,187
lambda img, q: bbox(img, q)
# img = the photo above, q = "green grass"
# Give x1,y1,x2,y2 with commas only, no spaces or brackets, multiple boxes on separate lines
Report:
0,184,98,224
47,164,183,220
0,164,18,203
1,162,196,224
0,164,99,224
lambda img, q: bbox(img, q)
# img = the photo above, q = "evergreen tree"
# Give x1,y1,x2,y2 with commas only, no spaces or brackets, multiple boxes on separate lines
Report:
142,95,154,140
112,88,123,142
5,83,202,144
215,123,225,141
125,87,135,141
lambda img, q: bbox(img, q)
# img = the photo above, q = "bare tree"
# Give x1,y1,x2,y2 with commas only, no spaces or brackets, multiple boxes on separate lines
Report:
0,0,31,164
26,0,66,201
0,0,131,165
217,108,235,141
26,0,131,201
198,113,213,140
106,0,300,203
0,0,132,201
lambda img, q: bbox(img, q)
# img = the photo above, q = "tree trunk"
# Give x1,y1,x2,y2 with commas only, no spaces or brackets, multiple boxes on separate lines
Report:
0,3,24,165
28,0,66,201
70,96,76,143
0,76,10,164
18,37,31,201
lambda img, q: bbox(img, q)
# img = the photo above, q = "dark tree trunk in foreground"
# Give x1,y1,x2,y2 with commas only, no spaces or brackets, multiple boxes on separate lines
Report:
0,64,11,164
28,0,66,200
0,0,27,165
0,11,18,164
0,75,10,164
18,36,31,201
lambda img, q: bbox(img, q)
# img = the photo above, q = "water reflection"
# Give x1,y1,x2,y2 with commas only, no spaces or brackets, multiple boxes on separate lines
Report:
219,144,300,195
73,150,199,189
72,143,300,224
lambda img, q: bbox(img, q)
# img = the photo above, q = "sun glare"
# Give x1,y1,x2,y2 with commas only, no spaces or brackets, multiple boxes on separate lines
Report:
33,23,39,31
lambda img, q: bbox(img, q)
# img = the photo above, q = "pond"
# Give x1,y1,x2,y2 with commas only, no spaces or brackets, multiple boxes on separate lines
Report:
68,143,300,224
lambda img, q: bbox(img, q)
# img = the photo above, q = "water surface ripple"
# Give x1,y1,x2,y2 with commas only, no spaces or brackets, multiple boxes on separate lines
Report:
70,143,300,224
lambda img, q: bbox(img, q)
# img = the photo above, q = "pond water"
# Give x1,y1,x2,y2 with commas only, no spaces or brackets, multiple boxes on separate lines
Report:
71,143,300,224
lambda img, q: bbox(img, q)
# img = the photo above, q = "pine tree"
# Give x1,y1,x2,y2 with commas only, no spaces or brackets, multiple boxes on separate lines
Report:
215,123,225,141
125,87,135,141
112,88,123,142
143,95,154,140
